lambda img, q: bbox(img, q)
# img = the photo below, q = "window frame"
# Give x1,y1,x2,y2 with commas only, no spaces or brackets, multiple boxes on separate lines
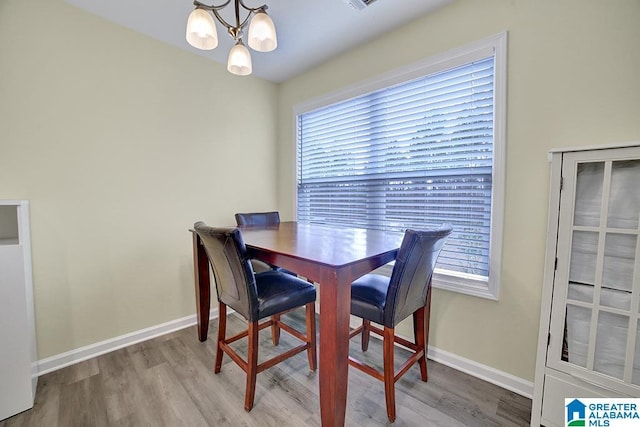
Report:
293,32,507,300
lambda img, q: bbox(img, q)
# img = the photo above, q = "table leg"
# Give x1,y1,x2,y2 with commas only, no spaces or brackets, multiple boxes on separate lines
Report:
192,232,210,342
318,271,350,426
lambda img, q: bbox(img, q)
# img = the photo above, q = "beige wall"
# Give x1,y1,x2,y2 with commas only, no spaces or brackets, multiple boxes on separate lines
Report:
277,0,640,381
0,0,278,358
2,0,639,384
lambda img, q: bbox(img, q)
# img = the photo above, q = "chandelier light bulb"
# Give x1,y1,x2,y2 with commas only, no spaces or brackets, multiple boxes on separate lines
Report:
247,11,277,52
186,8,218,50
227,41,253,76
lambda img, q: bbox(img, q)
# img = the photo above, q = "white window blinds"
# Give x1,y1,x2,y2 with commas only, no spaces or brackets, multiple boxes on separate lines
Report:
297,56,495,278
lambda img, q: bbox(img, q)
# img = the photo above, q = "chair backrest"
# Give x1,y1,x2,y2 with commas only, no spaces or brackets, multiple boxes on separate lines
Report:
384,225,453,327
235,211,280,227
193,222,259,321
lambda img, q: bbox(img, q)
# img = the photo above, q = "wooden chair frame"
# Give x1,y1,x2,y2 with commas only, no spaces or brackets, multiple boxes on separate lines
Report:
348,291,432,422
215,302,317,411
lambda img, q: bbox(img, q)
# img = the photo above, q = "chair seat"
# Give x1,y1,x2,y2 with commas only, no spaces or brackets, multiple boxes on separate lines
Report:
256,271,316,319
350,273,389,325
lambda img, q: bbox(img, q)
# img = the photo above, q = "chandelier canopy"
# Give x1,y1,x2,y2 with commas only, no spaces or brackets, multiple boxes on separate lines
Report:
186,0,277,76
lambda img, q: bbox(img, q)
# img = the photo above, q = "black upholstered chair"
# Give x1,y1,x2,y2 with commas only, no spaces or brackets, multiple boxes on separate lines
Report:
193,222,317,412
348,225,452,422
234,211,282,274
234,211,301,346
235,211,281,227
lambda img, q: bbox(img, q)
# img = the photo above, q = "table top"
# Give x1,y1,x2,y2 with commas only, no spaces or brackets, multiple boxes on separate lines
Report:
239,221,404,269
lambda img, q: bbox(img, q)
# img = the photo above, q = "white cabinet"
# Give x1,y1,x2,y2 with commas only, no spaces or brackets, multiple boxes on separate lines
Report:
532,143,640,425
0,201,37,421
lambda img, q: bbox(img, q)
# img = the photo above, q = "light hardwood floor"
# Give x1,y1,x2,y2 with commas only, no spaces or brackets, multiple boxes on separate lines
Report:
1,309,531,426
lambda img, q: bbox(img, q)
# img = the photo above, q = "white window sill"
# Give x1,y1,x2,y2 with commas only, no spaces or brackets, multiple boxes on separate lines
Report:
374,264,499,301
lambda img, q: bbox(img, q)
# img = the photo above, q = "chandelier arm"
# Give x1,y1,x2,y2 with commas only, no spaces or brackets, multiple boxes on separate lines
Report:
210,8,235,32
194,0,256,38
234,0,241,29
192,0,231,12
238,0,268,13
230,0,255,33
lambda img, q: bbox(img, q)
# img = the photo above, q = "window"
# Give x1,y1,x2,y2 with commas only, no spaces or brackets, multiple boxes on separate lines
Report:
295,33,506,299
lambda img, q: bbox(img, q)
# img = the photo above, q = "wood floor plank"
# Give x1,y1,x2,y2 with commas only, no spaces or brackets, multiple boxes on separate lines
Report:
58,357,101,386
58,373,109,427
160,336,243,426
495,390,532,426
98,351,159,426
143,362,211,426
126,338,169,373
0,370,62,427
0,312,532,426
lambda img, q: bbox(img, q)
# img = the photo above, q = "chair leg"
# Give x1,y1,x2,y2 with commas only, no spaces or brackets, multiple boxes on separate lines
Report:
425,288,432,352
383,326,396,422
413,306,428,382
414,290,432,382
271,314,281,346
214,302,227,374
244,321,259,412
305,303,317,371
361,319,371,351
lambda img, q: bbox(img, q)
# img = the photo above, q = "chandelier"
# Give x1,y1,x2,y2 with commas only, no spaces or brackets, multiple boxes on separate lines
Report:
185,0,277,76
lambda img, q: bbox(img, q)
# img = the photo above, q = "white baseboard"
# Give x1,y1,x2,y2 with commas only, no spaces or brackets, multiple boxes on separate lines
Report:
38,309,532,400
348,316,533,399
426,346,533,399
37,308,218,376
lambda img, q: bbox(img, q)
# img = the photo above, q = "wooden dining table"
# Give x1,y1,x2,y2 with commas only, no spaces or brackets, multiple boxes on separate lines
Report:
191,221,403,427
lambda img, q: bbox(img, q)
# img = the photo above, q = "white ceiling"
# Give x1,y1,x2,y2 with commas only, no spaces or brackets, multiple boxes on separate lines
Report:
64,0,453,83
